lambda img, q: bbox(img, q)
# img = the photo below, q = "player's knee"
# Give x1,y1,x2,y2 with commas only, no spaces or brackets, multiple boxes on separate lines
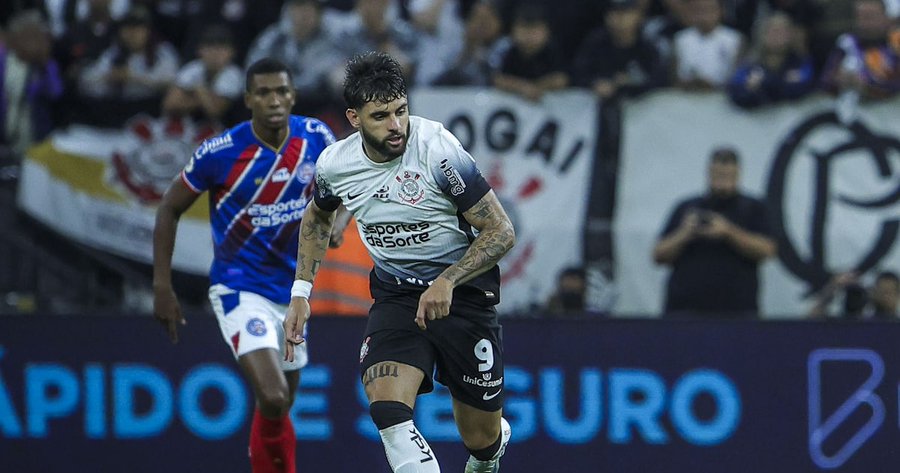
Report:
369,400,413,430
257,385,291,415
463,430,497,452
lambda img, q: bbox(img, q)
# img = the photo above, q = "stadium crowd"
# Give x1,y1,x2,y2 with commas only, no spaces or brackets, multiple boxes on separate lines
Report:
1,0,899,318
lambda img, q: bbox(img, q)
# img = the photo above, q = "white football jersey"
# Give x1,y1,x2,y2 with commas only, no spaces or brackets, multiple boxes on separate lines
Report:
314,116,492,284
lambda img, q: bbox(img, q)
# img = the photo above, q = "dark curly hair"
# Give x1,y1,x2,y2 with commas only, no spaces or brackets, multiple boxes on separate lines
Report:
342,52,407,110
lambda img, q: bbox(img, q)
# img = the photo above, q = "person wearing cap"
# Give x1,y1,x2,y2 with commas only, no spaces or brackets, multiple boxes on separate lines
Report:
163,24,242,123
653,147,776,319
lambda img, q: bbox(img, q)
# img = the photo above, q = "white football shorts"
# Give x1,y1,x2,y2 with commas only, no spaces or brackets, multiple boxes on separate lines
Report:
208,284,308,371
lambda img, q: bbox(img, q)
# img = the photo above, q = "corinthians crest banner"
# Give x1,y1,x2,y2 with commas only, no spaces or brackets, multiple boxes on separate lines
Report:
411,88,597,314
18,117,214,274
614,93,900,317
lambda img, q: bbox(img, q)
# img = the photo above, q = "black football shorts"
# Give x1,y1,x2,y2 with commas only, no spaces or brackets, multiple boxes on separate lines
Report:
359,274,505,412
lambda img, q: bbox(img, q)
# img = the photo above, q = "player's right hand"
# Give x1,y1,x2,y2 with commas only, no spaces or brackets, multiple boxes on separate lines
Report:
153,285,186,344
284,297,311,362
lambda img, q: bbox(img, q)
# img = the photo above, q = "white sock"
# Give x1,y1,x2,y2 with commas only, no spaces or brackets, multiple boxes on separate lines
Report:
379,420,441,473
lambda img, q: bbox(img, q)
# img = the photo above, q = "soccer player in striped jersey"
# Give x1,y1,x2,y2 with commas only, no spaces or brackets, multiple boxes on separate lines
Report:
284,52,516,472
153,58,336,473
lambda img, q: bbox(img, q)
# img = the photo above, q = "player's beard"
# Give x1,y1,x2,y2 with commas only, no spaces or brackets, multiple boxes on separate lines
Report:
361,127,407,160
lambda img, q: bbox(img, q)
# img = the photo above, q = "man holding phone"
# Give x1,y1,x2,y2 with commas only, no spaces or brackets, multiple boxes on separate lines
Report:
653,147,777,318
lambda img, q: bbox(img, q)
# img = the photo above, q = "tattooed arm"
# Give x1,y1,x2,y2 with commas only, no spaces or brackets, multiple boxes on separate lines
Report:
295,200,337,282
284,200,336,361
440,190,516,285
415,190,516,329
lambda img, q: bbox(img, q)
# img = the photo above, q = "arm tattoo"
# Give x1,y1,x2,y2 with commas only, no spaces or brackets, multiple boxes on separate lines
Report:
295,205,335,282
440,194,515,285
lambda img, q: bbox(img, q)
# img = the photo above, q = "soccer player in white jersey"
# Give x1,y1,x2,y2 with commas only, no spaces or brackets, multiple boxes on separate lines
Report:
284,52,516,472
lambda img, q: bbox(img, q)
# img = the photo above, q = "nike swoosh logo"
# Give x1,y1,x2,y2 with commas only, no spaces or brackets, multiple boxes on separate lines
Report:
347,192,362,200
483,389,502,401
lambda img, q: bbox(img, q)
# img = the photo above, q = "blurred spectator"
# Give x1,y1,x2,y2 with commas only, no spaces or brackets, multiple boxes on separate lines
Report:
673,0,744,90
572,0,667,100
43,0,129,39
809,271,900,320
162,25,241,124
406,0,465,86
653,147,776,319
77,5,179,124
821,0,900,101
245,0,345,116
1,10,63,159
762,0,824,57
324,0,419,77
432,0,509,86
145,0,273,63
641,0,689,68
545,266,587,316
727,13,815,108
53,0,118,80
492,4,568,101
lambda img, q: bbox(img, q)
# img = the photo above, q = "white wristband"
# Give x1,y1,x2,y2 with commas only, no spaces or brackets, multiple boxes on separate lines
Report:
291,279,313,299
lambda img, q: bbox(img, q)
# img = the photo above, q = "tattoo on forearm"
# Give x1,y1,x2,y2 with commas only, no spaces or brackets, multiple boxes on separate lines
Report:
442,224,515,285
295,209,335,281
362,362,399,386
439,196,515,285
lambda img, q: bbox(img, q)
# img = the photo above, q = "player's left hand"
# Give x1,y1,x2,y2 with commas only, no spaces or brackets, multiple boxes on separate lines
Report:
415,277,454,330
284,297,310,362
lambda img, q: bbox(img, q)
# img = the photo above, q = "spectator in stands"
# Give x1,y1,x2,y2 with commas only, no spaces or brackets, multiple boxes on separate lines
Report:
492,3,569,101
325,0,419,78
406,0,465,86
545,266,587,316
54,0,118,78
636,1,688,74
0,10,63,160
809,270,900,320
653,147,776,319
77,5,179,123
432,0,509,86
572,0,667,100
162,25,241,124
727,12,815,108
821,0,900,101
159,0,282,64
673,0,744,90
245,0,345,119
763,0,824,57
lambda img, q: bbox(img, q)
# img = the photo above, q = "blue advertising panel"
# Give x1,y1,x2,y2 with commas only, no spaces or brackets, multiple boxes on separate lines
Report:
1,316,898,472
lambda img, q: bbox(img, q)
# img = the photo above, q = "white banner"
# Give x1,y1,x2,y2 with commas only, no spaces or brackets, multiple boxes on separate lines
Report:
18,117,214,274
614,92,900,317
412,88,597,314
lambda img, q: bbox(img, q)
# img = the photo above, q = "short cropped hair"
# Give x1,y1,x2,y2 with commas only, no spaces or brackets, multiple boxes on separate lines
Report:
876,271,900,285
342,52,407,110
710,147,740,165
245,58,293,92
